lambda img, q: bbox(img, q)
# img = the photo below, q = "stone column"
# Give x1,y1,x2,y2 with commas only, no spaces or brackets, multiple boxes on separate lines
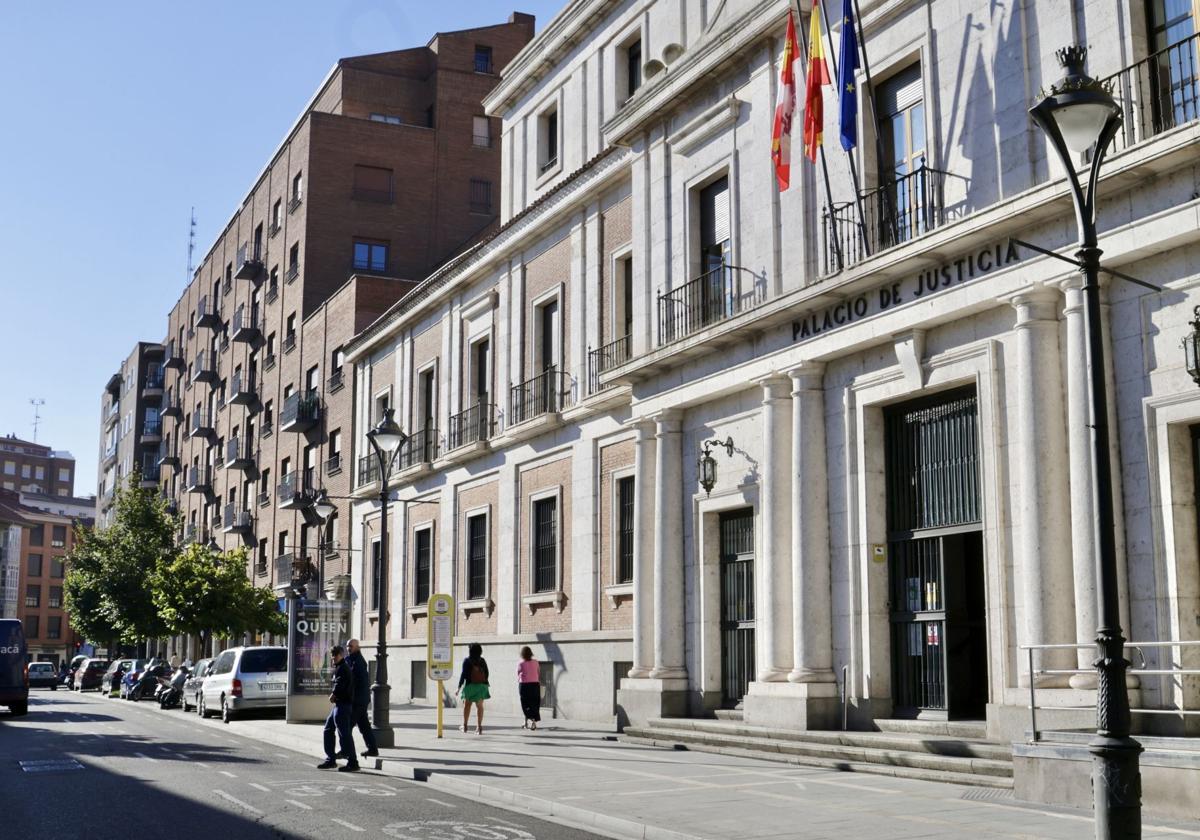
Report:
650,409,686,679
1012,288,1077,685
789,363,836,683
756,375,793,681
1061,278,1099,685
628,419,657,677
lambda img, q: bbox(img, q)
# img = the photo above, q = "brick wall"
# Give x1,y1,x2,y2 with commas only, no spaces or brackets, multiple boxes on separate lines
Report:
597,440,635,631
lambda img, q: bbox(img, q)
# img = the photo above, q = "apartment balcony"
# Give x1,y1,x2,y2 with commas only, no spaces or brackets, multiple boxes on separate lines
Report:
273,552,313,593
194,295,221,329
163,339,184,370
285,263,299,284
224,436,254,470
327,367,345,393
231,305,261,344
324,453,343,476
185,466,211,493
588,335,630,395
182,523,197,544
228,369,258,407
397,427,438,471
103,401,120,429
282,332,296,354
1105,32,1200,155
189,409,214,440
356,455,380,491
162,494,178,516
277,469,316,509
280,389,320,433
139,456,160,487
262,352,276,372
447,403,496,452
139,417,162,445
257,489,271,508
142,365,164,399
234,243,263,281
101,441,118,468
191,351,218,385
156,443,179,470
222,504,254,535
265,280,279,304
509,368,573,426
105,371,121,397
657,264,767,346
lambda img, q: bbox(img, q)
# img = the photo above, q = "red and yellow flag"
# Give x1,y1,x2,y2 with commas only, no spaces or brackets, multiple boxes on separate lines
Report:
803,6,831,162
770,11,800,190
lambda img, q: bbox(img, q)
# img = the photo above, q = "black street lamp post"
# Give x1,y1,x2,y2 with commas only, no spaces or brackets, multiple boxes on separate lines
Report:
1030,46,1141,838
364,407,407,749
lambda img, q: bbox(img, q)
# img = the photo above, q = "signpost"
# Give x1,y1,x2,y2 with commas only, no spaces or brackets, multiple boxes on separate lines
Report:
426,593,455,738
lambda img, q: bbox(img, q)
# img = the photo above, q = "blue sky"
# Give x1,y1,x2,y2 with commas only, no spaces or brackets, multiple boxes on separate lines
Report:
0,1,562,496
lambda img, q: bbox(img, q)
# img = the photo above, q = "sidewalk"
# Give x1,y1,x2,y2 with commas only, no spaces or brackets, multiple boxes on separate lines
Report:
219,704,1200,840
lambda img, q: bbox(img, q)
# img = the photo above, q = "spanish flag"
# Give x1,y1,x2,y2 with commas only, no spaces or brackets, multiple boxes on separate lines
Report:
771,11,800,190
803,6,831,162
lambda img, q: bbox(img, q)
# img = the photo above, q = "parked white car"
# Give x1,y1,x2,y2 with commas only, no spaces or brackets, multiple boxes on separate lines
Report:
199,646,287,723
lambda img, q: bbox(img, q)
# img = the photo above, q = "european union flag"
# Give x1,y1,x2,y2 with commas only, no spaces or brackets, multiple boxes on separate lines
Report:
838,0,859,151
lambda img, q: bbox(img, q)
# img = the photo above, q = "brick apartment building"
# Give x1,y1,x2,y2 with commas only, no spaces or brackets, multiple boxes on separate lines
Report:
97,340,166,526
140,14,534,619
0,435,75,498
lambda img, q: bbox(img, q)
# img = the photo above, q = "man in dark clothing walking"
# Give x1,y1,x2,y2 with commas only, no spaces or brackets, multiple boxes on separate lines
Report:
317,645,358,772
345,638,379,758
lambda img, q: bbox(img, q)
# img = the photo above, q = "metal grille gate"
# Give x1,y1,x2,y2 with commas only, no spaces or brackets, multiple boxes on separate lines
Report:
884,389,982,716
719,509,755,706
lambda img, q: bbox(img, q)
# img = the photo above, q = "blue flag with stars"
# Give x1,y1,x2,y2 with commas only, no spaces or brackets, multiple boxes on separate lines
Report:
838,0,859,151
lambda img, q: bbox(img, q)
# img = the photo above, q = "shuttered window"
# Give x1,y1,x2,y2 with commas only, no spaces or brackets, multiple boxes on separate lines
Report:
699,176,730,270
353,165,393,202
414,529,431,605
467,514,487,600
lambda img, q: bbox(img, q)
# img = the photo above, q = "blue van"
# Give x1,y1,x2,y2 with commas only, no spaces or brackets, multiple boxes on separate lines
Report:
0,618,29,715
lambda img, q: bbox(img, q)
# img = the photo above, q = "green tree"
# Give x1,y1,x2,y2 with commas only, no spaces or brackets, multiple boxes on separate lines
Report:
61,525,121,649
152,543,286,639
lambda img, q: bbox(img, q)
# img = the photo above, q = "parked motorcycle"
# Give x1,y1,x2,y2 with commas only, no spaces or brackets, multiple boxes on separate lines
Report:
129,663,172,701
157,667,189,709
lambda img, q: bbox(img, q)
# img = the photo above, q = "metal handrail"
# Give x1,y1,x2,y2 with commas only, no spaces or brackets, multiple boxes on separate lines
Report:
1102,32,1200,154
588,335,631,393
1021,641,1200,742
657,264,766,346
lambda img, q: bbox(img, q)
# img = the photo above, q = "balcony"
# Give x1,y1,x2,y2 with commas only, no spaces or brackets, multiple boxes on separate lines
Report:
139,456,160,487
657,264,767,346
182,523,197,544
234,243,263,281
105,371,121,397
228,369,257,407
231,305,261,344
156,443,179,469
224,436,254,469
273,552,313,593
285,263,299,284
189,409,214,439
282,333,296,354
195,295,221,329
280,389,320,433
103,401,120,429
288,195,302,214
101,441,118,468
510,368,573,426
142,365,164,398
588,335,630,394
139,417,162,444
277,469,316,509
356,455,379,490
398,427,438,470
266,280,279,304
447,403,496,451
191,351,218,385
222,504,254,534
185,466,211,493
163,340,184,370
160,392,181,418
263,352,277,372
257,489,271,508
324,453,342,476
327,368,345,393
1105,32,1200,155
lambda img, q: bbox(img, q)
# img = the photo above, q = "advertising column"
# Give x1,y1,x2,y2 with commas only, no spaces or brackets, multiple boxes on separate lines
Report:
286,598,351,723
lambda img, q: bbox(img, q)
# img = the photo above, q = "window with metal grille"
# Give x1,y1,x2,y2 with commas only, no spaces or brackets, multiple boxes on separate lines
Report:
533,497,557,593
352,165,394,202
370,539,381,611
467,514,487,600
617,476,635,583
414,528,431,605
469,178,492,213
474,44,493,74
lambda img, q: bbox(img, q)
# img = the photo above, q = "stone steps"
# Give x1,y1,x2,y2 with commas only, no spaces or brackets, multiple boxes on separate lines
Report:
622,719,1013,789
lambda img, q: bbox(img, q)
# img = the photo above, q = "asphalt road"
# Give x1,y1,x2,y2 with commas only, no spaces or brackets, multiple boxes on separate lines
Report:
1,687,607,840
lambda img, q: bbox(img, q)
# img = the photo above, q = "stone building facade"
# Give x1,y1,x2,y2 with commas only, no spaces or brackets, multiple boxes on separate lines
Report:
345,0,1200,741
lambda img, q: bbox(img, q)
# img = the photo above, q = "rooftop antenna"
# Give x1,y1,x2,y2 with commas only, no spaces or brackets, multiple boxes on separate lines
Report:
186,207,197,281
29,398,45,442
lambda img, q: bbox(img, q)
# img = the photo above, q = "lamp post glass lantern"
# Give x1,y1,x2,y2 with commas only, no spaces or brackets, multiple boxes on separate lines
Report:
363,407,407,748
1184,306,1200,387
697,437,734,497
1031,45,1142,837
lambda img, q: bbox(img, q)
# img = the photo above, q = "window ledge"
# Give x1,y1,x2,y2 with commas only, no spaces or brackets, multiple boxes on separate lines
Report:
460,597,495,616
535,159,563,189
522,590,565,615
408,604,429,620
604,583,634,609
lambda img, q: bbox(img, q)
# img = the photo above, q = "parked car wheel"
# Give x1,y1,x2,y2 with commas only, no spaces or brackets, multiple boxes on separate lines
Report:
221,696,234,724
198,695,209,718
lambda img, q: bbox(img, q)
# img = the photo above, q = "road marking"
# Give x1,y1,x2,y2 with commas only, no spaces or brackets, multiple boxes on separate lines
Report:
213,790,263,815
426,798,456,808
219,770,238,778
275,752,290,758
286,799,313,810
19,760,84,773
331,818,365,832
249,782,270,792
487,817,526,827
133,752,157,762
194,761,211,769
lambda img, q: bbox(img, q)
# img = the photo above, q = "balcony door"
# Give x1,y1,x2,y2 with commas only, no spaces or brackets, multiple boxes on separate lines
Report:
1146,0,1199,131
698,177,732,329
877,64,927,246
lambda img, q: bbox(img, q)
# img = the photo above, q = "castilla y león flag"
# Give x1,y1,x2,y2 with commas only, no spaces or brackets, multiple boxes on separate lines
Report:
771,11,800,190
803,5,831,162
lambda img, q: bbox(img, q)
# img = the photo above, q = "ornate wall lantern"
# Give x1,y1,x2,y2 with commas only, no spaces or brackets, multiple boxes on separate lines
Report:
697,436,735,496
1185,306,1200,387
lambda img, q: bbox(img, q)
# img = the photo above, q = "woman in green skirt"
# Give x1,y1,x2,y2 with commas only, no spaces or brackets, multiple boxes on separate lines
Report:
458,642,490,734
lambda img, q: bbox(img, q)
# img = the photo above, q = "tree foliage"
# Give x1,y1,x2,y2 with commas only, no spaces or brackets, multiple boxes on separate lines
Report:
153,543,286,639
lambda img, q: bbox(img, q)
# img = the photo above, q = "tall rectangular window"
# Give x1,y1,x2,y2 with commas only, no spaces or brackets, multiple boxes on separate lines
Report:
617,476,635,584
876,64,927,244
699,176,731,273
352,165,393,203
291,171,303,202
474,44,493,74
414,528,431,605
29,525,44,547
47,616,61,639
48,586,62,608
50,557,64,578
472,115,491,147
539,106,559,173
370,539,382,610
469,179,493,213
533,496,558,593
24,615,38,639
626,39,642,99
25,585,39,608
353,240,388,272
467,513,487,600
27,554,42,577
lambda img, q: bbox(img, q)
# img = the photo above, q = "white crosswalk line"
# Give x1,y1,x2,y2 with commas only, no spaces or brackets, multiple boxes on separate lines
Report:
427,798,457,808
331,818,365,832
212,790,263,815
285,799,313,811
249,782,270,792
218,770,237,778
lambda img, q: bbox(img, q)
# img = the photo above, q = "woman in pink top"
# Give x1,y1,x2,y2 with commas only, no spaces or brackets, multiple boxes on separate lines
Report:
517,646,541,730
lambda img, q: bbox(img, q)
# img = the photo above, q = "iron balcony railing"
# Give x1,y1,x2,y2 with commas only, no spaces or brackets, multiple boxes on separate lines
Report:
657,264,766,346
185,466,211,492
102,441,119,465
265,280,279,303
510,367,573,425
539,155,558,174
190,409,213,437
588,335,630,393
231,305,260,342
223,504,253,533
280,389,320,431
140,455,160,482
104,401,120,426
821,161,948,275
327,368,345,392
288,195,302,214
282,333,296,354
192,351,217,384
156,442,178,468
229,369,257,405
143,365,164,392
195,295,220,329
474,53,493,74
234,242,263,280
161,392,181,418
1105,32,1200,154
324,453,342,475
398,427,439,469
182,524,197,544
141,417,162,439
263,352,277,372
472,134,493,148
285,263,299,283
257,489,270,508
357,454,380,488
448,403,496,450
225,436,253,468
163,339,184,369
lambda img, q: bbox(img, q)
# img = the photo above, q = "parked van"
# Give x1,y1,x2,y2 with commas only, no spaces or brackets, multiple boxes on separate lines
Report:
0,618,29,715
199,646,287,723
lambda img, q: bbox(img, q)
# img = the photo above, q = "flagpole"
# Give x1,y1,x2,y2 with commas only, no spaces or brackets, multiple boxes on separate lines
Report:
791,0,844,273
849,0,900,246
816,0,871,260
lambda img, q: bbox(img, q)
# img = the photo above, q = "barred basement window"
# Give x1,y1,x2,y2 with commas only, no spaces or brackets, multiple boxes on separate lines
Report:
467,513,487,600
414,528,432,605
617,476,635,584
533,497,557,593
